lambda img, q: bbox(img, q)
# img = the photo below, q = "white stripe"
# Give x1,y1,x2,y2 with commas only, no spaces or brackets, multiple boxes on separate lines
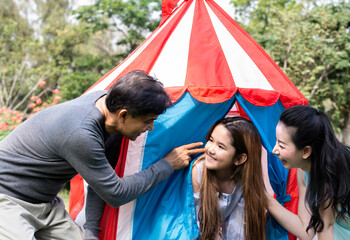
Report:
150,1,196,87
86,4,187,94
74,180,88,228
206,2,273,90
116,132,147,240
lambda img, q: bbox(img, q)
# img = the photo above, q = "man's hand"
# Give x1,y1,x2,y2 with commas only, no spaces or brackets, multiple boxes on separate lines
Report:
164,142,204,170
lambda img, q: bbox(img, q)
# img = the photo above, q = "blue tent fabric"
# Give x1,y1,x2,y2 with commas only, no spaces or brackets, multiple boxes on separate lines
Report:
128,92,293,239
132,93,235,239
236,93,290,240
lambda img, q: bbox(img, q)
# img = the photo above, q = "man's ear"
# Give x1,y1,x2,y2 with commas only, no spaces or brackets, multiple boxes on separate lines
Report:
303,146,312,159
118,109,129,122
234,153,247,166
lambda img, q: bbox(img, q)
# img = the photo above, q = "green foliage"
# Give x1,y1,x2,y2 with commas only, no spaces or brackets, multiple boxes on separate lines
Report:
59,72,100,100
58,185,70,211
0,130,11,141
58,53,121,101
0,1,41,110
74,0,162,58
231,0,350,132
0,0,113,111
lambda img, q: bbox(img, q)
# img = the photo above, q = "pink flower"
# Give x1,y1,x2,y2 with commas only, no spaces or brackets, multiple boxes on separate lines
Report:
16,118,23,123
10,124,19,130
35,98,42,105
30,96,38,101
0,107,7,113
38,81,47,87
28,103,36,109
52,96,62,104
52,89,61,94
0,122,9,131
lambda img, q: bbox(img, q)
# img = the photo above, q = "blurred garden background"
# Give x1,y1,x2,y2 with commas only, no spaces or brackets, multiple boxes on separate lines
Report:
1,0,349,208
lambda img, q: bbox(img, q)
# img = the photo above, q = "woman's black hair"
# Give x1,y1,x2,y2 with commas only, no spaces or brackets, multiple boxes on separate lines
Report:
279,105,350,232
106,70,172,117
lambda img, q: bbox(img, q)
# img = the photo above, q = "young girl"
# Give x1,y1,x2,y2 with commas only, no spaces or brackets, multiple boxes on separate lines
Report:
192,116,267,240
266,105,350,240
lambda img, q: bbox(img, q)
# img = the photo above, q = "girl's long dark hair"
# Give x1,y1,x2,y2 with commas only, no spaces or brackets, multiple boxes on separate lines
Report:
279,105,350,232
197,116,267,240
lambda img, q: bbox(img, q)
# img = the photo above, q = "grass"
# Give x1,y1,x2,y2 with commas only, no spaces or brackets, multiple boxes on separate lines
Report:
58,187,70,211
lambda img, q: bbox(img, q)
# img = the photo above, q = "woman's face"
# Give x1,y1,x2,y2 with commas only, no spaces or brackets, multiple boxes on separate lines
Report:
273,122,311,171
204,124,237,177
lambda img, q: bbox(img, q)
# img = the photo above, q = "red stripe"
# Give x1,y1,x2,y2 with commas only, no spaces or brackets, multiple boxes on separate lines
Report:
238,88,280,106
186,0,236,103
188,87,236,103
69,174,85,220
86,0,191,96
103,0,193,91
206,0,307,108
160,0,181,25
164,86,188,102
285,168,299,240
99,138,129,240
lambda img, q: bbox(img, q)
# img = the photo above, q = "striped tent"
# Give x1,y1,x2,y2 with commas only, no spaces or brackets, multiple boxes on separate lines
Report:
69,0,308,239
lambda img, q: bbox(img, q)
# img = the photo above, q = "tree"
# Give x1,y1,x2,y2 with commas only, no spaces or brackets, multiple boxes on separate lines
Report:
0,0,55,111
0,0,111,111
74,0,162,59
230,0,350,143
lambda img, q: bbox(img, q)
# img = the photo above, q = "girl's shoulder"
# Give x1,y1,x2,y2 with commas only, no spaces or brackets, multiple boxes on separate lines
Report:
192,157,205,193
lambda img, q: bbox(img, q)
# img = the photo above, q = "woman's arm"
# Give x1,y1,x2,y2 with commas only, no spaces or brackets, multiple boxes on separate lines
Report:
265,169,315,240
317,199,335,240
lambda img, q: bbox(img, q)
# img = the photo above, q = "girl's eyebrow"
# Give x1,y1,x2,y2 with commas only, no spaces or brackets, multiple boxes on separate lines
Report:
214,138,227,148
211,132,229,147
277,139,286,145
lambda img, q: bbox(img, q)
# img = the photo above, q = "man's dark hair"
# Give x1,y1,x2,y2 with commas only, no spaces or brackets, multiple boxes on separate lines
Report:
106,70,172,117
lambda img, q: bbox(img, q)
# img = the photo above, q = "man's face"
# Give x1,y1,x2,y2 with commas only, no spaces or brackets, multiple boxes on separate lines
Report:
105,110,159,141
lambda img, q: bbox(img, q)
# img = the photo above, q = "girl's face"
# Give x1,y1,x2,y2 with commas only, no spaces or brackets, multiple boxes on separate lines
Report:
273,122,311,171
204,124,237,177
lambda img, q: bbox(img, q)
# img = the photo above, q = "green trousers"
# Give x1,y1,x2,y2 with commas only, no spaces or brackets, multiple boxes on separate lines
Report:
0,194,83,240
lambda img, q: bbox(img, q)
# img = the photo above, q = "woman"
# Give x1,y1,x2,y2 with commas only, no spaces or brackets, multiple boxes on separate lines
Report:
192,116,267,240
266,105,350,240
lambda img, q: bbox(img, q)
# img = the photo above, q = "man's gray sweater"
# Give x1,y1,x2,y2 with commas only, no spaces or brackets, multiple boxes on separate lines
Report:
0,91,173,207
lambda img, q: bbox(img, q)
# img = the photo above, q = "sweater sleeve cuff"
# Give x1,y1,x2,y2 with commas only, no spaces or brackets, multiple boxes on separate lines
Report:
155,158,174,176
83,228,100,240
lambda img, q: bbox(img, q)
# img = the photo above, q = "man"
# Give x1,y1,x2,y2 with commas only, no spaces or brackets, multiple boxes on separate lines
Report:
0,70,204,240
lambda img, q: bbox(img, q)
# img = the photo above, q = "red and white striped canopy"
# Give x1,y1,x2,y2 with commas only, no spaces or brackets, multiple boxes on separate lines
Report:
86,0,307,108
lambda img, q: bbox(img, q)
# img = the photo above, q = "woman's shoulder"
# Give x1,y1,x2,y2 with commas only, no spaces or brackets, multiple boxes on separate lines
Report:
296,169,309,192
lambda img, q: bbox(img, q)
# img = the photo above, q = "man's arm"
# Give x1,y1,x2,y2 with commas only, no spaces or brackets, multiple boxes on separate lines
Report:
84,186,107,239
62,127,204,207
84,134,123,238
